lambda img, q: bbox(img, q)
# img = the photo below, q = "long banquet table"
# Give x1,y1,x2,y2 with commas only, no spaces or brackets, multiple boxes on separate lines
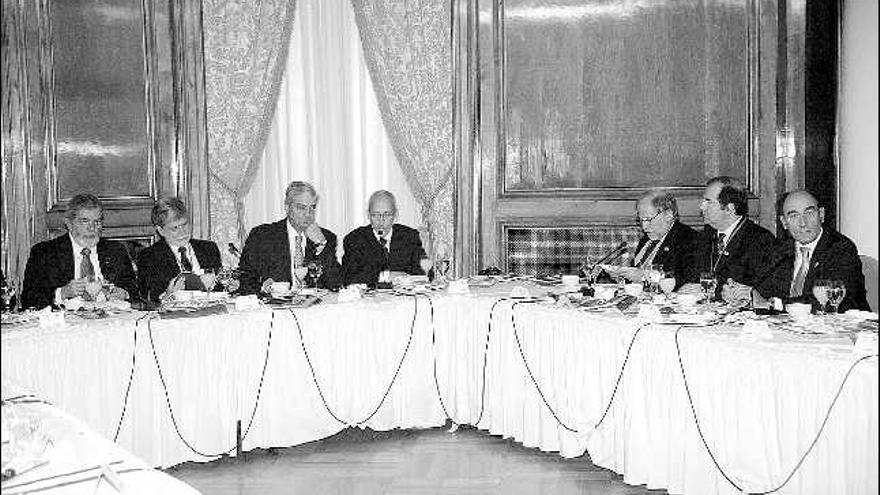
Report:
2,284,877,495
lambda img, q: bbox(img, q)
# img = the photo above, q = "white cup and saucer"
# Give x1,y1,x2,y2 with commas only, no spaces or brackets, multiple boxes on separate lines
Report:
269,281,291,298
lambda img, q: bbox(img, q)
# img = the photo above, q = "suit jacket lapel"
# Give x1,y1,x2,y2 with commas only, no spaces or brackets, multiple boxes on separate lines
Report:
803,230,830,289
275,220,292,279
59,235,75,281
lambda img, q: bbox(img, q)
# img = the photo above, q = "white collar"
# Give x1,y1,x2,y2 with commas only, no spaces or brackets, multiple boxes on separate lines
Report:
69,234,97,256
374,227,393,241
718,216,744,240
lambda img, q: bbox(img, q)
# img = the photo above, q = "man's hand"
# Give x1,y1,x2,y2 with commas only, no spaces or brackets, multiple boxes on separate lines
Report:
294,266,308,282
305,223,326,246
260,278,275,294
164,275,186,298
721,278,752,305
105,285,129,301
60,277,89,299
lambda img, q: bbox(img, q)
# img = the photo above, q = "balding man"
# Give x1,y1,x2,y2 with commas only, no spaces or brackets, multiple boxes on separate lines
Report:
630,189,699,289
238,181,341,294
752,189,868,311
341,190,427,287
684,176,776,300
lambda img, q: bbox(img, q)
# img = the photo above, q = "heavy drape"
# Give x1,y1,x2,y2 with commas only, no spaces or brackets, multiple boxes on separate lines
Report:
203,0,297,261
350,0,455,259
242,0,421,250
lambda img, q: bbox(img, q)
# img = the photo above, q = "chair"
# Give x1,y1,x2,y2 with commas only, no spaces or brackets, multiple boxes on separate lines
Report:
860,254,878,312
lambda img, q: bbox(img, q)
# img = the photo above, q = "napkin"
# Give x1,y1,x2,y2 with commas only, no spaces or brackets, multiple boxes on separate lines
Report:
337,286,363,302
37,308,65,329
447,279,470,295
234,295,261,311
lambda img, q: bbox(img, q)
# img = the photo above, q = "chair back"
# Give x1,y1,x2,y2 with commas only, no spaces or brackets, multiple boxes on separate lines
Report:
860,254,878,312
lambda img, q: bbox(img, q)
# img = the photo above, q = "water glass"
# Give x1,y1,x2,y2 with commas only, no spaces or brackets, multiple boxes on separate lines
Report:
826,280,847,314
811,279,830,314
699,271,717,303
200,268,217,295
307,261,324,289
659,274,676,296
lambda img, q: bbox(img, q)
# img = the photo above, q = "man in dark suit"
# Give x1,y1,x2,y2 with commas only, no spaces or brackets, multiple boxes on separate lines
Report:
341,190,428,287
238,181,341,293
752,190,869,312
630,190,699,289
684,176,776,301
21,194,137,309
136,197,222,302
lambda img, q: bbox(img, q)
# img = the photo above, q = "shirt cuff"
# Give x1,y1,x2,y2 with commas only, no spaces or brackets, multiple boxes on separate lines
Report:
54,287,64,306
314,242,327,255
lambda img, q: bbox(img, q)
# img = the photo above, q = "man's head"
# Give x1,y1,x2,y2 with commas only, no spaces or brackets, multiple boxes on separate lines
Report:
368,190,397,236
152,197,192,248
636,190,678,241
64,194,103,248
780,189,824,244
284,181,319,232
700,176,748,230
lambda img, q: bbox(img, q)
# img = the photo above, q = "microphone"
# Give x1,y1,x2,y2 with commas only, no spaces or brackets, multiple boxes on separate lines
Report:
227,243,242,258
581,242,628,276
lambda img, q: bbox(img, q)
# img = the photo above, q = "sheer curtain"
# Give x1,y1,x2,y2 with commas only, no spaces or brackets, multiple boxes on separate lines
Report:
243,0,421,256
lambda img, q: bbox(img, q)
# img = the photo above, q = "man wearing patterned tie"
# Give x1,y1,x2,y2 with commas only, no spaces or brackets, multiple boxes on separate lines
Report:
136,197,222,302
752,190,868,311
21,194,137,309
630,190,699,289
340,190,428,287
681,176,775,301
238,181,342,294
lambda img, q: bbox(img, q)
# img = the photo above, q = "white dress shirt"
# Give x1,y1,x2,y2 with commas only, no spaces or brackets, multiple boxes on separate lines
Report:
55,234,104,303
169,242,203,275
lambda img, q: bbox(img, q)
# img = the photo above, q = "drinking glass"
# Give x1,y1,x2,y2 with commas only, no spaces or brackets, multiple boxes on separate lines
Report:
699,271,717,303
216,268,239,293
307,261,324,289
811,279,830,314
1,282,16,312
659,275,676,296
419,255,433,277
643,264,663,294
200,268,217,295
826,280,846,314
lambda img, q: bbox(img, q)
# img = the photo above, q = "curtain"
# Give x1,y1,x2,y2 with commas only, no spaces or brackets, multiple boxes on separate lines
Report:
350,0,455,259
242,0,422,256
202,0,297,264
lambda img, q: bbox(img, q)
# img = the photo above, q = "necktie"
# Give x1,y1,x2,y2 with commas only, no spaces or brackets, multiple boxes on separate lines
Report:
790,246,811,297
635,240,657,267
293,235,304,268
379,237,390,269
80,247,95,280
178,246,193,272
714,233,726,264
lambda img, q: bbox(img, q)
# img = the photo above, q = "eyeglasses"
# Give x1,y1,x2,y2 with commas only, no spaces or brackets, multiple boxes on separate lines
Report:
369,212,395,220
73,218,103,228
784,206,820,223
635,211,663,225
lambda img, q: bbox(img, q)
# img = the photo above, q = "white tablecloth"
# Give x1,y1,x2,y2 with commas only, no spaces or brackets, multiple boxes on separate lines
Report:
1,381,201,495
2,287,877,495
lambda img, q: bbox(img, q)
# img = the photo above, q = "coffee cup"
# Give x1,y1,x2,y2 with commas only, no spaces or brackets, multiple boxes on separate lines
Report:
786,302,812,320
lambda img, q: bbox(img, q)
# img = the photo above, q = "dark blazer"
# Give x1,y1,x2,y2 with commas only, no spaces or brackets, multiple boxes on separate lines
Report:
238,219,341,294
136,238,222,302
754,228,869,312
631,221,699,289
21,234,137,309
341,224,427,286
695,218,776,298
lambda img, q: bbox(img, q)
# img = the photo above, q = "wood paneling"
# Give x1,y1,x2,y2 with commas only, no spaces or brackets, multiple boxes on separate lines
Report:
454,0,796,274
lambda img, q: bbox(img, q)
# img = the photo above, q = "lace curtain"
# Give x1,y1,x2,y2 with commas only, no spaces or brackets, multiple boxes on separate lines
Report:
202,0,297,262
350,0,455,259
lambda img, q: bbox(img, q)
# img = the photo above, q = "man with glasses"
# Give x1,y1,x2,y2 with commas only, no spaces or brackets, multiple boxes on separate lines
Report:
628,189,699,289
238,181,341,293
136,197,222,302
341,190,427,287
681,176,775,300
21,194,137,309
750,189,868,311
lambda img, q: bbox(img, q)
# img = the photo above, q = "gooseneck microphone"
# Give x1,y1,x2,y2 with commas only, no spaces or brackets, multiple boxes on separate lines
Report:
228,243,242,258
582,241,629,275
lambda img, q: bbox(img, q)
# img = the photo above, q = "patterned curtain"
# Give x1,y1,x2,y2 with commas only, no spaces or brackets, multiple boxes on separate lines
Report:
202,0,298,258
349,0,454,259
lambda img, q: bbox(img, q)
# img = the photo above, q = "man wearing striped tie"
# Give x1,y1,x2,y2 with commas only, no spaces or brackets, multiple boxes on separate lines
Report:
752,190,869,312
21,194,137,309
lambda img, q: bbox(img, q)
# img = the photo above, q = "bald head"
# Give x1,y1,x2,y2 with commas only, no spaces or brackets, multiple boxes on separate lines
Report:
780,189,825,244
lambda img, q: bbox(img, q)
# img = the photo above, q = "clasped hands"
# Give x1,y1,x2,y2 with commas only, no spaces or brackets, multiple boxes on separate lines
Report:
60,277,128,301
